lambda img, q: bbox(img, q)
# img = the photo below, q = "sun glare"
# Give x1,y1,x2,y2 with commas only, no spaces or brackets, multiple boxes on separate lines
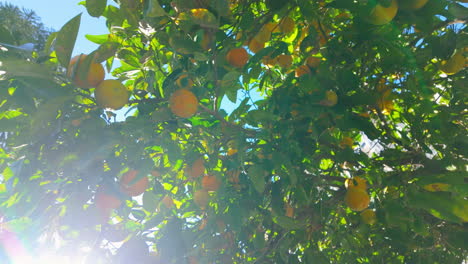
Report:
13,254,80,264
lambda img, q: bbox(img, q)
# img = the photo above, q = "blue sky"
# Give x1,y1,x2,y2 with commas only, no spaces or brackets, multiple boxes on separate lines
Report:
7,0,253,116
9,0,107,56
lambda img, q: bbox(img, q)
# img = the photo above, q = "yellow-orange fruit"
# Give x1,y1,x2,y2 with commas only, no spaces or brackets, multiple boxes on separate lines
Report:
161,195,175,208
360,209,377,225
345,176,367,190
95,189,122,210
194,189,209,208
176,72,194,88
340,137,354,149
319,90,338,106
201,175,221,191
276,54,293,68
345,188,370,211
306,56,321,68
295,65,311,77
169,89,198,118
68,54,105,89
95,80,129,110
187,158,205,178
440,49,466,75
226,48,249,68
120,170,149,196
365,0,398,25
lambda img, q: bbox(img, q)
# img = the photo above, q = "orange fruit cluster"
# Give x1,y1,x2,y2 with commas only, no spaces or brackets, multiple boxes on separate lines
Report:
68,54,105,89
344,176,370,211
119,170,149,196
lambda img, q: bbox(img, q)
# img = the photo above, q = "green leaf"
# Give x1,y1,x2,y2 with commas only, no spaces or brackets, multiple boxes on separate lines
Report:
55,14,81,67
221,72,241,103
273,215,306,230
143,191,159,213
86,0,107,17
144,0,167,17
85,34,109,44
248,165,266,194
407,190,466,223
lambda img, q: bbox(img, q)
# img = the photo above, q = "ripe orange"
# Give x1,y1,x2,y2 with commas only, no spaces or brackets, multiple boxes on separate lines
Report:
345,188,370,211
345,176,367,190
226,47,249,68
176,72,194,89
248,38,265,53
360,209,377,225
186,158,205,178
440,49,466,75
201,175,221,191
262,56,277,67
94,79,129,110
119,170,149,196
227,148,238,156
295,65,311,77
194,189,210,208
95,188,122,210
306,56,321,68
68,54,105,89
278,17,295,34
319,90,338,106
365,0,398,25
285,203,294,218
161,195,174,208
339,137,354,149
276,54,293,68
169,89,198,118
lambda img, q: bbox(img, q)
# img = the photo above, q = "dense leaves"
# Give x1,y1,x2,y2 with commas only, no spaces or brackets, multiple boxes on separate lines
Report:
0,0,467,263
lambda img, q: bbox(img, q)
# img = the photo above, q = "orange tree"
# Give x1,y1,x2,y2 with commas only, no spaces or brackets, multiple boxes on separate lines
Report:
0,0,467,263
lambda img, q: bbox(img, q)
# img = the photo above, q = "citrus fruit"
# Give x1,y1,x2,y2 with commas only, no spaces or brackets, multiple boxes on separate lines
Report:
440,49,466,75
95,188,122,210
276,54,293,68
226,47,249,68
67,54,105,89
94,79,129,110
345,176,367,190
194,189,210,208
319,90,338,106
262,56,277,67
345,188,370,211
176,72,194,89
365,0,398,25
278,17,295,34
306,56,321,68
186,158,205,178
248,38,265,53
285,203,294,218
227,148,238,156
119,170,149,196
295,65,311,77
161,195,175,208
360,209,377,225
399,0,428,10
339,137,354,149
201,175,221,191
169,89,198,118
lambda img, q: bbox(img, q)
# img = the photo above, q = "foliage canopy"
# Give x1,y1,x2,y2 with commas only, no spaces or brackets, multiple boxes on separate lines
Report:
0,0,467,263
